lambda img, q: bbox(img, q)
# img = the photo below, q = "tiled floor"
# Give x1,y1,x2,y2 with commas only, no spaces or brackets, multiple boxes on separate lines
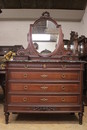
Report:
0,101,87,130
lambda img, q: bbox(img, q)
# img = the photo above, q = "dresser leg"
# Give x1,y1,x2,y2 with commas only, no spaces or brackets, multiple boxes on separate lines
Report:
5,112,10,124
78,112,83,125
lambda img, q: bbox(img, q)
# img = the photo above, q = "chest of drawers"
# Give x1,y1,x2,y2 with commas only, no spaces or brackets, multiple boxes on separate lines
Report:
4,61,84,124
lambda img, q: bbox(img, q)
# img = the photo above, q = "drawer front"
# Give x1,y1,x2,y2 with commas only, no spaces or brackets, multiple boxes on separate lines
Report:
8,83,79,93
8,72,79,80
8,95,79,104
8,62,81,70
8,106,81,112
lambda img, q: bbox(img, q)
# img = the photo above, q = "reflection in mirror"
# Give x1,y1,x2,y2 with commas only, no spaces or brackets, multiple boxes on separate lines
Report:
70,44,74,51
64,45,67,50
32,19,59,55
78,43,84,54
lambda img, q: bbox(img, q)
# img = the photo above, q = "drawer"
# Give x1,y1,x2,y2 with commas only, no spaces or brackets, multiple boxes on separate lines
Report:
8,62,81,70
8,95,79,104
8,72,79,80
8,83,80,93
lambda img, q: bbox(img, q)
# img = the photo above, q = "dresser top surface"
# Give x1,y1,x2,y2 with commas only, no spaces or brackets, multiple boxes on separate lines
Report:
6,60,85,63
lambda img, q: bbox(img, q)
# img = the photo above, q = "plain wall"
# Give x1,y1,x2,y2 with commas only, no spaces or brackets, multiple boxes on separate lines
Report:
80,5,87,37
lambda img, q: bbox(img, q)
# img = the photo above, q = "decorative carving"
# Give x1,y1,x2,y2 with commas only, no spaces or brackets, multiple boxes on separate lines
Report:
41,74,48,78
41,86,48,90
43,64,46,68
40,49,51,55
78,35,87,56
40,98,48,102
70,31,78,55
42,11,50,17
31,107,56,111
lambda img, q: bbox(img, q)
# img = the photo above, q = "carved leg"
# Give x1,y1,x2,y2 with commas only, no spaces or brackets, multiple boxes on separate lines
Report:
82,103,84,113
78,112,83,125
5,112,10,124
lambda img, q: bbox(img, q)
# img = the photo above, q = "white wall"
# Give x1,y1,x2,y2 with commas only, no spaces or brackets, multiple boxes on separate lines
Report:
0,21,33,48
58,21,81,39
0,20,81,48
80,5,87,37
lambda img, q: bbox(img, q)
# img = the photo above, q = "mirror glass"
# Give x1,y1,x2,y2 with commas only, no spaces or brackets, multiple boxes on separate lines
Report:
32,19,59,55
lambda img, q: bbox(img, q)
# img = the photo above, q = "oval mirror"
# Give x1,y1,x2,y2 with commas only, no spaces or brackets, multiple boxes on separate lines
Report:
32,19,59,56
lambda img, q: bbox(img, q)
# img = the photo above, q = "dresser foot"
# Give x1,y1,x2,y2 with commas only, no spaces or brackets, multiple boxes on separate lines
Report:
5,112,10,124
78,112,83,125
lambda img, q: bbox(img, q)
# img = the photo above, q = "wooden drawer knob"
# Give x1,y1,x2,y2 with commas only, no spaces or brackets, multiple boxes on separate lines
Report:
41,74,48,78
40,98,48,102
41,86,48,90
24,73,28,78
23,97,27,102
24,85,28,90
61,74,65,79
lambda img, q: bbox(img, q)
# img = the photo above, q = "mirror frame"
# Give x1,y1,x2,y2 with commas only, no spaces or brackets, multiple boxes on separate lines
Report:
27,12,64,57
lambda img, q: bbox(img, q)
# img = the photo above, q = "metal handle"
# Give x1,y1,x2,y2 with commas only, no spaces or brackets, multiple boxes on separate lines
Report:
24,64,29,68
61,85,65,90
24,85,28,90
43,64,46,68
23,97,27,102
40,98,48,101
41,86,48,90
41,74,48,78
24,73,28,78
61,98,65,102
1,64,6,69
61,74,65,79
62,65,66,69
69,57,72,60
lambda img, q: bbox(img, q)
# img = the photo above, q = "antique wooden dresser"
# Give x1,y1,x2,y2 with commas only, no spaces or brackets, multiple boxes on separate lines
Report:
4,12,84,124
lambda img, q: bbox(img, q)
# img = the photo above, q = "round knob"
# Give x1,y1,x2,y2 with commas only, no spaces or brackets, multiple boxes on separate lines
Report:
23,97,27,102
24,85,28,90
61,85,65,90
61,98,65,102
61,74,65,79
24,73,28,78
